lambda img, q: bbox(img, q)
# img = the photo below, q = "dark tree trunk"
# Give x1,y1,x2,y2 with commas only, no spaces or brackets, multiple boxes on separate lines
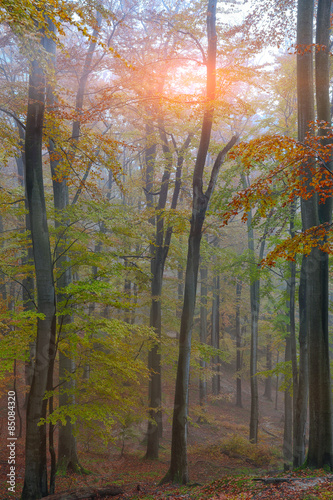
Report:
161,0,237,483
263,338,272,401
146,125,191,459
211,271,220,395
235,280,242,408
161,200,206,485
307,0,333,469
275,351,279,411
15,123,36,406
293,258,308,466
287,205,299,465
145,122,168,459
245,195,266,444
21,40,56,500
13,119,36,406
177,264,184,322
297,0,333,468
248,266,259,443
199,264,208,406
283,330,293,462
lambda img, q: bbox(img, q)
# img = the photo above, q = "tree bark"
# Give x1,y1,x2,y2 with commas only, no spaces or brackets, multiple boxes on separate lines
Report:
244,181,266,444
145,124,191,459
199,264,208,406
161,0,237,483
211,270,220,395
297,0,333,468
263,337,272,401
283,329,293,462
308,0,333,469
235,279,242,408
21,38,56,500
14,121,36,406
293,258,308,467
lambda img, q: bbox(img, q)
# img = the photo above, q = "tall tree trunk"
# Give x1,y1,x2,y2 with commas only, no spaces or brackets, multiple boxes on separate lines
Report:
199,264,208,407
15,124,36,406
263,336,272,401
211,270,220,395
146,123,191,459
293,259,308,466
161,0,237,483
287,204,299,465
244,187,266,444
297,0,333,468
21,37,56,500
283,328,293,462
307,0,333,468
235,279,242,408
145,122,167,459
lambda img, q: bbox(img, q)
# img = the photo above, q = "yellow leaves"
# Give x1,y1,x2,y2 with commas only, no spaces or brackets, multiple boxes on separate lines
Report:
262,223,333,267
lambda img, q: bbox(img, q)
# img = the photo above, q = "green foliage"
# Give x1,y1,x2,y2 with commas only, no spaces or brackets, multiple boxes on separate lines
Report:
44,318,153,443
220,434,280,467
193,340,231,364
258,360,292,393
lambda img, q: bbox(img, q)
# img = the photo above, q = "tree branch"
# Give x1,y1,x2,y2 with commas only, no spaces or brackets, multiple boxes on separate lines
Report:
205,134,238,201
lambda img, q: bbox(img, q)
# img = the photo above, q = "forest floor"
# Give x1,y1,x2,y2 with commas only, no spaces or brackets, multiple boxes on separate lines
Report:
1,367,333,499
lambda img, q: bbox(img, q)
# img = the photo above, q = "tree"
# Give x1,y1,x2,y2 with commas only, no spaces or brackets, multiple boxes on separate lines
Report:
235,278,243,408
21,21,57,500
161,0,237,484
303,0,333,468
48,10,104,473
199,260,208,407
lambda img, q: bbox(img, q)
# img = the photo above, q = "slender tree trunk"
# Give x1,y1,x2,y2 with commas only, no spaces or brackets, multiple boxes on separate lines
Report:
177,265,184,321
199,264,208,407
22,40,56,500
283,329,293,462
211,271,220,395
161,0,237,483
161,203,206,484
293,258,308,466
248,274,259,443
146,127,191,459
245,196,266,444
144,121,164,456
288,205,299,465
275,351,279,411
263,337,272,401
14,122,36,407
235,279,242,408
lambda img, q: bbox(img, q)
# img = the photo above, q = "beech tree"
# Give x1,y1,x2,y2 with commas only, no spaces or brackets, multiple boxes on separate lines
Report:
21,20,57,500
161,0,237,484
298,0,333,469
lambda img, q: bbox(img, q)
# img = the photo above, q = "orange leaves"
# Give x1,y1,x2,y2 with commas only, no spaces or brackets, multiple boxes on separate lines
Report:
290,43,331,55
262,223,333,267
222,126,333,227
219,125,333,267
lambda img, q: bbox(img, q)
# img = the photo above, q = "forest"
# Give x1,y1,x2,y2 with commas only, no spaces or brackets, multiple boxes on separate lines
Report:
0,0,333,499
